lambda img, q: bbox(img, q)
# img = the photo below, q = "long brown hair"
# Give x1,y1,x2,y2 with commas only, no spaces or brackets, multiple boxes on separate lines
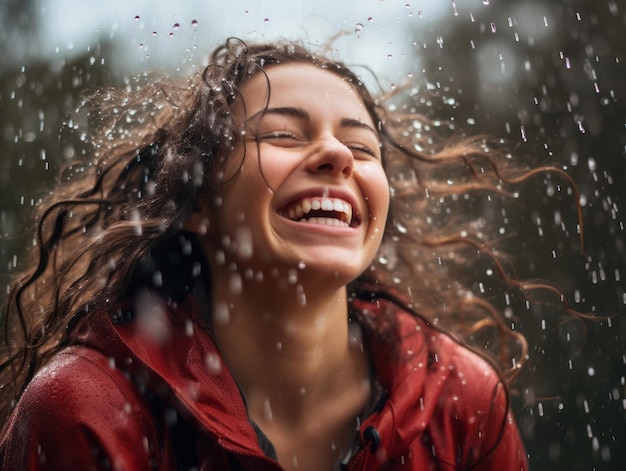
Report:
0,37,584,422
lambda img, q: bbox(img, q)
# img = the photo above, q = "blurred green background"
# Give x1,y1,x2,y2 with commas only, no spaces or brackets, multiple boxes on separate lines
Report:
1,0,624,469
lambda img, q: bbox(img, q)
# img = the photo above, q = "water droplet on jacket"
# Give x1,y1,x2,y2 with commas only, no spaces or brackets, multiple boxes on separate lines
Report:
205,353,222,374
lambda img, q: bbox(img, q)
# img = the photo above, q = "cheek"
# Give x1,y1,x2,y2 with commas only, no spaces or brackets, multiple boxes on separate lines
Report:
356,162,390,212
257,149,298,192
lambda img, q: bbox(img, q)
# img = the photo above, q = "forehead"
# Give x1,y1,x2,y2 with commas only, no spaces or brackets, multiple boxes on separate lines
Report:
238,63,372,123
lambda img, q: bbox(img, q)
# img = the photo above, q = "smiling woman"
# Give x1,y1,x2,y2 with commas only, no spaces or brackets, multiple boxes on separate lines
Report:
0,37,575,470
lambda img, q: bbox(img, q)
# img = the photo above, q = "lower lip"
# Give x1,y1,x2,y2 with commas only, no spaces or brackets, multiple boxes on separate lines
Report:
278,215,360,235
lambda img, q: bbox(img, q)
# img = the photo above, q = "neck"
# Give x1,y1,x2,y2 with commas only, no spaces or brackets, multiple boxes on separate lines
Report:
210,268,368,426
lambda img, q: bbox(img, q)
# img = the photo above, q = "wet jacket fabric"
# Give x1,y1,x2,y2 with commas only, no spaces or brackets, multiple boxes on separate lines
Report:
0,295,528,470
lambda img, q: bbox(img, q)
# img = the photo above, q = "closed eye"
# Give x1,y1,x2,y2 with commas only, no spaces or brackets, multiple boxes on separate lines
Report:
259,131,301,141
346,143,380,159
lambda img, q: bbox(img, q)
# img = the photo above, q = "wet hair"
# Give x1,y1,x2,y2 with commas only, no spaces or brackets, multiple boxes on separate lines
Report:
0,37,583,422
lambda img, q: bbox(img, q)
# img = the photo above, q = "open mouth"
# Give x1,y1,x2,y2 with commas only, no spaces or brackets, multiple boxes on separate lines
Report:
278,197,355,227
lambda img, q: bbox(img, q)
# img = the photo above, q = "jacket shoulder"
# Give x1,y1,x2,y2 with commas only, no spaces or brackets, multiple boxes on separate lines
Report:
428,332,527,469
0,346,163,470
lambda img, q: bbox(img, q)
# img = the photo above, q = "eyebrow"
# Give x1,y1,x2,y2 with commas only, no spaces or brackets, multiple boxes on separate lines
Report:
248,106,379,137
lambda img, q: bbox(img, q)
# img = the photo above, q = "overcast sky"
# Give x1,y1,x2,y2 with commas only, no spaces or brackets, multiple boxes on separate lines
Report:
28,0,491,82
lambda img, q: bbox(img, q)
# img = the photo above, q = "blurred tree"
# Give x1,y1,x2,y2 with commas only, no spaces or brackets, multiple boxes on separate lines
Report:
408,1,625,469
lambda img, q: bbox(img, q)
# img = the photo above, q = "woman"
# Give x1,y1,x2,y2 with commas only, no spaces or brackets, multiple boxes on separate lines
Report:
0,38,553,469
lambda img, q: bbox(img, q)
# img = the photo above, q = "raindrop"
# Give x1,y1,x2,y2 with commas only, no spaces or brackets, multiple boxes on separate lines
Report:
355,23,364,37
173,23,180,30
214,301,230,325
263,18,270,24
205,353,222,374
229,273,242,294
191,19,198,27
367,17,373,23
235,226,253,259
482,0,490,5
263,398,273,421
152,31,157,37
134,15,140,22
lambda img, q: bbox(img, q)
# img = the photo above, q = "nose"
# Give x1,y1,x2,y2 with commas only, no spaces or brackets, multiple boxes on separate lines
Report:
306,135,354,178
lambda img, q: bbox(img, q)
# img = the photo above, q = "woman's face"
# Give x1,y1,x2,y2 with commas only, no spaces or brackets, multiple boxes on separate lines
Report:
201,63,390,286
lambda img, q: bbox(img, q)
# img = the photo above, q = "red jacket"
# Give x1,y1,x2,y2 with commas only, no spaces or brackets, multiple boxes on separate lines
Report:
0,295,528,470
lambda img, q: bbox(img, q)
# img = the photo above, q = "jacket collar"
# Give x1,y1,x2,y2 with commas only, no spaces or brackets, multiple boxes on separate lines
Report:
351,297,454,465
77,293,452,465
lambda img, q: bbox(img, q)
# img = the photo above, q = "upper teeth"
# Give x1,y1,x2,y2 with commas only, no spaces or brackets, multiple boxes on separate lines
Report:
281,197,353,226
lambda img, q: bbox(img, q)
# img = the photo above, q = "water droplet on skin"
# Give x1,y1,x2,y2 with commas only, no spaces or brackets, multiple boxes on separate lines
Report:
229,273,242,294
263,398,273,421
214,301,230,325
235,226,253,259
